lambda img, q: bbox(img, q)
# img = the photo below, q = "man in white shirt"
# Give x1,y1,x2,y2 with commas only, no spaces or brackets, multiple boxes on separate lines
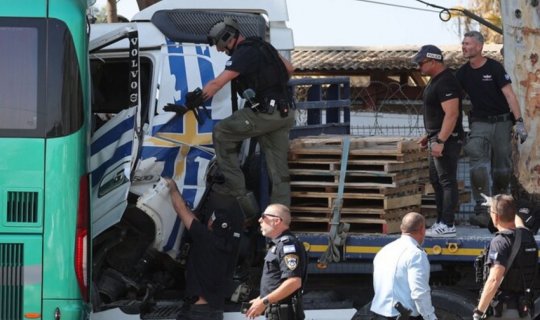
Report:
370,212,438,320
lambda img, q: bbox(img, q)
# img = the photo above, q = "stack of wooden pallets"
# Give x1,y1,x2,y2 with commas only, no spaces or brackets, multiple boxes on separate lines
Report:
288,135,431,234
420,182,471,219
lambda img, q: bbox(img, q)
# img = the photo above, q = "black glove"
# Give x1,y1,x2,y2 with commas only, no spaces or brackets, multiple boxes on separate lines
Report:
185,88,204,110
163,103,184,113
162,88,209,125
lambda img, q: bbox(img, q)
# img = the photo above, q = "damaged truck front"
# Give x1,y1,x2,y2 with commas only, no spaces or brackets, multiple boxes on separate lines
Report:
88,0,293,315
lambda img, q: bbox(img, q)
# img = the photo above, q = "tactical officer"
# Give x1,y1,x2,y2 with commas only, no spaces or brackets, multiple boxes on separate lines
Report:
199,17,295,219
166,178,242,320
246,204,307,320
473,194,538,320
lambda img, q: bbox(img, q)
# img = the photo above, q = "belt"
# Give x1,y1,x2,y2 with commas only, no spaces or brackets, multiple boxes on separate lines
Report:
470,113,512,123
372,313,423,320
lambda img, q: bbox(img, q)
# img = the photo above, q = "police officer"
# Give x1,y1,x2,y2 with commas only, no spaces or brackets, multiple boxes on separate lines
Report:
413,44,464,238
246,204,307,320
199,17,295,219
166,178,242,320
473,194,538,320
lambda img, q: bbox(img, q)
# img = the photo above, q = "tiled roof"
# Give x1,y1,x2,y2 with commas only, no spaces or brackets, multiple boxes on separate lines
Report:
291,44,503,72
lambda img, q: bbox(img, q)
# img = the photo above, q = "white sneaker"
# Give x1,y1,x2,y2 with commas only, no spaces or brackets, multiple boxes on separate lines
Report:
425,223,456,237
428,221,442,229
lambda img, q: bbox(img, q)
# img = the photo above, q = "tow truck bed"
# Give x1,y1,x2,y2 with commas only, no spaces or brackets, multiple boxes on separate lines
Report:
298,225,540,267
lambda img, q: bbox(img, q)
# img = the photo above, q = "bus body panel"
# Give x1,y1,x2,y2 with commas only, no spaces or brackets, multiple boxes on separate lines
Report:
0,1,46,17
0,140,44,233
43,299,88,320
42,133,87,299
0,0,90,318
0,235,42,319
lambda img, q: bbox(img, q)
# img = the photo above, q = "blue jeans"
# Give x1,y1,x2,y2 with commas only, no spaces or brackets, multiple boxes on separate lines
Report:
429,137,462,225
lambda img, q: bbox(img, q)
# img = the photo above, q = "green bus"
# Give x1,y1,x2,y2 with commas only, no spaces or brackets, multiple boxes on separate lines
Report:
0,0,90,319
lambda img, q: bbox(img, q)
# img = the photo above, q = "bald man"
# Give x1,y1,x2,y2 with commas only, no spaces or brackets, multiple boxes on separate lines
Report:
370,212,438,320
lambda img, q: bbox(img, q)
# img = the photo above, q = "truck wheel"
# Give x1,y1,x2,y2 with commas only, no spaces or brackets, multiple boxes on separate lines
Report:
432,287,476,319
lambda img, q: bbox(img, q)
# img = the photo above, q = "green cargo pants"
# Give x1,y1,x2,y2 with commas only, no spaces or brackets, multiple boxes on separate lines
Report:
463,119,513,202
212,107,295,206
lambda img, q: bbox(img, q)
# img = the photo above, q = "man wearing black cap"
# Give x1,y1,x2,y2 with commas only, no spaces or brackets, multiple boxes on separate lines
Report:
413,45,464,237
185,17,296,220
457,31,527,228
166,178,242,320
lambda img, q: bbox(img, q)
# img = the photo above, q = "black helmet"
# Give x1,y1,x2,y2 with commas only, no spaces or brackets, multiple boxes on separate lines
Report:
207,17,239,50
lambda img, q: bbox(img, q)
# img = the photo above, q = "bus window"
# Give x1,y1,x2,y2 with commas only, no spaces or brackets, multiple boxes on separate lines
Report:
0,27,38,130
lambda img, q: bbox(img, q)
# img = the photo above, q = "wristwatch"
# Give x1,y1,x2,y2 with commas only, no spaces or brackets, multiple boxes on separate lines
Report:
517,117,524,122
435,137,445,144
262,297,270,306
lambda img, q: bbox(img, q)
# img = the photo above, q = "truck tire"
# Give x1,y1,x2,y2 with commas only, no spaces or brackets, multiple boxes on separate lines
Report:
432,287,476,319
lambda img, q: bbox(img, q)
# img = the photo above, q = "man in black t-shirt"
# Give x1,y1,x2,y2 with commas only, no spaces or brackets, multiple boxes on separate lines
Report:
413,45,464,238
166,178,242,320
456,31,527,228
195,17,295,220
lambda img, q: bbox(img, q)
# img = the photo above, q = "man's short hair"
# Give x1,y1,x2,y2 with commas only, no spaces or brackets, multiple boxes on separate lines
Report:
266,203,292,226
401,212,425,233
491,194,516,223
464,31,485,44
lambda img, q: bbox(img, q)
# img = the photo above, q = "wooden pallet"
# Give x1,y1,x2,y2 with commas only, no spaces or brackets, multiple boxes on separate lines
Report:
421,190,471,207
288,135,430,234
291,182,420,197
290,206,425,234
290,205,421,221
289,158,429,174
289,135,427,162
290,168,428,189
291,191,422,210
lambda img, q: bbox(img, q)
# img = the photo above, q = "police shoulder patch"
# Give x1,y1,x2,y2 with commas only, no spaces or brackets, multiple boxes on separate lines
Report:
284,254,299,270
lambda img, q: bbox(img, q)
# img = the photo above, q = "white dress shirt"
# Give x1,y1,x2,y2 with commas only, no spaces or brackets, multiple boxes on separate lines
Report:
370,235,437,320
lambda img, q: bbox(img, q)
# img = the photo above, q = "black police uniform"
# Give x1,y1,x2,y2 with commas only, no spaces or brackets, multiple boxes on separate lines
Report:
260,230,307,320
484,228,538,318
422,68,464,227
226,36,291,106
212,36,295,206
181,213,241,320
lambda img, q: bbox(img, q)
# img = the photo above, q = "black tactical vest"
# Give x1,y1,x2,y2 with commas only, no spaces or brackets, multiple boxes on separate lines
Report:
234,37,290,101
499,229,538,293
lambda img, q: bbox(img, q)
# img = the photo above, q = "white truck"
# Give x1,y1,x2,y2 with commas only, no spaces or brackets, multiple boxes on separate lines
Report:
88,0,302,318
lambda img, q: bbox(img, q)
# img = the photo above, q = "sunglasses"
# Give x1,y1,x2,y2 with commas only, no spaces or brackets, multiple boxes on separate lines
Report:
261,212,282,221
417,59,432,67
